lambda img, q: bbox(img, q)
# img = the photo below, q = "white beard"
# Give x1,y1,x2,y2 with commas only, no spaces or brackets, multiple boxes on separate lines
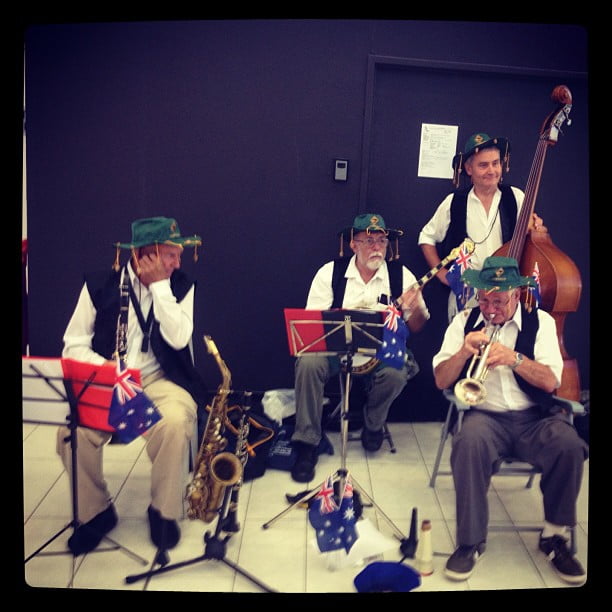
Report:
365,254,384,271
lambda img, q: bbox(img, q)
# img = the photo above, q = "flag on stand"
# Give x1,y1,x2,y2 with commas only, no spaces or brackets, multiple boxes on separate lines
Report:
107,359,162,443
375,304,409,369
339,473,359,553
307,473,361,554
308,475,343,552
446,241,475,311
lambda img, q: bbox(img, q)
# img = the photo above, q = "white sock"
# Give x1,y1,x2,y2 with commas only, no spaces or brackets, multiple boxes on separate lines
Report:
542,521,568,539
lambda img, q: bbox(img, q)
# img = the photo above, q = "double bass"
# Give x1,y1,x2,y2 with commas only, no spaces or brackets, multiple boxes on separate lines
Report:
495,85,582,400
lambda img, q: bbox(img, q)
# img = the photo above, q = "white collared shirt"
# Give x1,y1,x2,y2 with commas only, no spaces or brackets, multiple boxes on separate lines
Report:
418,186,525,271
62,263,195,377
432,306,563,412
305,255,427,315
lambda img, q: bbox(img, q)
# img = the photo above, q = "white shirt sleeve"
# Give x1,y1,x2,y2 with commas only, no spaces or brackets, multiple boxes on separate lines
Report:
305,261,335,310
62,283,108,364
149,279,195,350
418,193,454,246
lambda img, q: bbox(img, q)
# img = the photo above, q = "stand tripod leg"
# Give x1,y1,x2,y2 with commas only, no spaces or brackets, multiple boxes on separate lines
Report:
262,487,321,529
24,522,73,562
351,476,405,541
220,558,277,592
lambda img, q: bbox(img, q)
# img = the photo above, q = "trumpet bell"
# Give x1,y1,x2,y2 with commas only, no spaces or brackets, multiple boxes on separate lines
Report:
454,378,487,406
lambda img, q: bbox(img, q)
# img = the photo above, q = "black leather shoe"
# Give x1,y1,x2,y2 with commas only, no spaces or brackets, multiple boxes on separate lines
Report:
291,442,318,483
147,505,180,550
361,427,384,452
68,504,118,556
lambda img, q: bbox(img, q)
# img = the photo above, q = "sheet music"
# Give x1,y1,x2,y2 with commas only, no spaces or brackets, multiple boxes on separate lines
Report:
22,357,70,425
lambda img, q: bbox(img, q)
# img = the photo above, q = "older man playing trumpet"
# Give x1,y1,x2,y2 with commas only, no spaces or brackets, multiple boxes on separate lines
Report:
432,256,588,585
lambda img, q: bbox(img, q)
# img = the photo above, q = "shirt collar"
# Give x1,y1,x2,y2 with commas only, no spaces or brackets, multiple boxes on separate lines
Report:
346,255,389,283
475,304,523,330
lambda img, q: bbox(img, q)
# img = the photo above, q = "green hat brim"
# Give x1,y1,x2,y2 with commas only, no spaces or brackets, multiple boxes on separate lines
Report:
461,268,536,291
115,236,202,249
452,136,510,172
338,227,404,241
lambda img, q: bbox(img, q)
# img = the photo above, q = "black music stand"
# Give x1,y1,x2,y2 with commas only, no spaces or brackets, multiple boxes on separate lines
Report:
124,391,277,592
23,358,147,587
262,310,407,543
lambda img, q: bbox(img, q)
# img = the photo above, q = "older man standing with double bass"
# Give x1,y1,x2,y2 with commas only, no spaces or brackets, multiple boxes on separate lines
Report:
432,256,588,585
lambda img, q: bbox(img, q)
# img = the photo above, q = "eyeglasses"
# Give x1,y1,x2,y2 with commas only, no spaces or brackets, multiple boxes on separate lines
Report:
353,237,389,247
477,296,512,310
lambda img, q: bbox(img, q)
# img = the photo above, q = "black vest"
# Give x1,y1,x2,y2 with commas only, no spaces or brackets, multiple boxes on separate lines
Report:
441,184,517,264
84,268,207,406
461,306,554,409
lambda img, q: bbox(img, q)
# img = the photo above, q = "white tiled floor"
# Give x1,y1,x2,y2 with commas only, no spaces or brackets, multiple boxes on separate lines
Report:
22,420,589,593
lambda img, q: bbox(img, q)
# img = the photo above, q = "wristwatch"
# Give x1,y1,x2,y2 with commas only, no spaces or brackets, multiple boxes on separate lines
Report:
510,352,524,370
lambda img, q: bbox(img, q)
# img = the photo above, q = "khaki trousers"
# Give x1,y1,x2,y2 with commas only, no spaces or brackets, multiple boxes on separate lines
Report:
57,372,197,523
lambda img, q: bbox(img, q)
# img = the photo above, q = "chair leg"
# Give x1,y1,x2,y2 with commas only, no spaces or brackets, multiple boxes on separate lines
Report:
382,423,396,453
429,402,454,487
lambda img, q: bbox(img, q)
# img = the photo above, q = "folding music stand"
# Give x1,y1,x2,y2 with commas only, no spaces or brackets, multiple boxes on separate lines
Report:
124,391,277,592
262,309,407,542
23,357,147,586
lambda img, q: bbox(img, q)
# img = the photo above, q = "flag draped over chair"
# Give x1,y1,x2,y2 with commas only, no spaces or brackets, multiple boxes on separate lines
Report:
107,359,162,443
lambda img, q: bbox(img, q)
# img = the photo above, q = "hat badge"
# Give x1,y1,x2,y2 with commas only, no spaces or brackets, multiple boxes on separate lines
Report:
495,267,506,280
474,134,485,145
369,215,380,225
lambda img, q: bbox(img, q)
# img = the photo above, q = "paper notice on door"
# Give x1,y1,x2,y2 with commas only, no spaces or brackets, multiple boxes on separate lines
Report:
417,123,458,179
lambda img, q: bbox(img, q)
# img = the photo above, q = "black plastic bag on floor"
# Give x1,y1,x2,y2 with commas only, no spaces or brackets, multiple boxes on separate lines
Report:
267,416,334,471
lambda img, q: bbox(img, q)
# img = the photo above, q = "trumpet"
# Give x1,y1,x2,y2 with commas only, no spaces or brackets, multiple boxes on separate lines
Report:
454,317,501,406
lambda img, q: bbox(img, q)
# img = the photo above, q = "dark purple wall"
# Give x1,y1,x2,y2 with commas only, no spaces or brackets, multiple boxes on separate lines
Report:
22,20,589,420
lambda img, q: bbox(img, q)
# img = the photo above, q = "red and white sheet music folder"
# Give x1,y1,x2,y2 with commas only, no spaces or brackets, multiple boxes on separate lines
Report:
22,356,141,431
283,308,384,357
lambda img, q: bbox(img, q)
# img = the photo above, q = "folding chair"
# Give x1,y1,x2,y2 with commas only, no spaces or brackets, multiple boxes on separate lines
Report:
429,388,585,554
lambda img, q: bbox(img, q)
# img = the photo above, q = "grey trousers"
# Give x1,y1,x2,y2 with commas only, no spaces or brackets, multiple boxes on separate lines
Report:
291,354,409,447
56,373,197,523
450,407,589,546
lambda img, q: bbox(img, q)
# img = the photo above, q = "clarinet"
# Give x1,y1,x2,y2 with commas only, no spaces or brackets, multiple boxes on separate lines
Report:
219,391,252,533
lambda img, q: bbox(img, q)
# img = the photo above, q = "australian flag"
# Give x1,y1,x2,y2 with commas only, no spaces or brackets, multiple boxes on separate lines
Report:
339,474,358,553
107,359,162,443
375,304,409,370
446,242,474,311
308,475,343,552
308,473,360,553
529,261,541,309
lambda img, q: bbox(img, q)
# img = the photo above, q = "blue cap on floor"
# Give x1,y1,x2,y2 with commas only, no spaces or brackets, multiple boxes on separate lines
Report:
354,561,421,592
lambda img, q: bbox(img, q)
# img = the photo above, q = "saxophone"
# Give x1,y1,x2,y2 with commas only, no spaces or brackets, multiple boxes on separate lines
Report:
185,335,243,523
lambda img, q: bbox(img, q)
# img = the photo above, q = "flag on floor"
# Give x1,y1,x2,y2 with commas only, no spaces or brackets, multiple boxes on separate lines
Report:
375,303,409,369
448,241,475,311
107,359,162,443
308,475,343,552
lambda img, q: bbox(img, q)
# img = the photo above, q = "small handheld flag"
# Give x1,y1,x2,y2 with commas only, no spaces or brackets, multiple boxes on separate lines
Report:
526,261,541,312
375,304,409,369
447,241,474,311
